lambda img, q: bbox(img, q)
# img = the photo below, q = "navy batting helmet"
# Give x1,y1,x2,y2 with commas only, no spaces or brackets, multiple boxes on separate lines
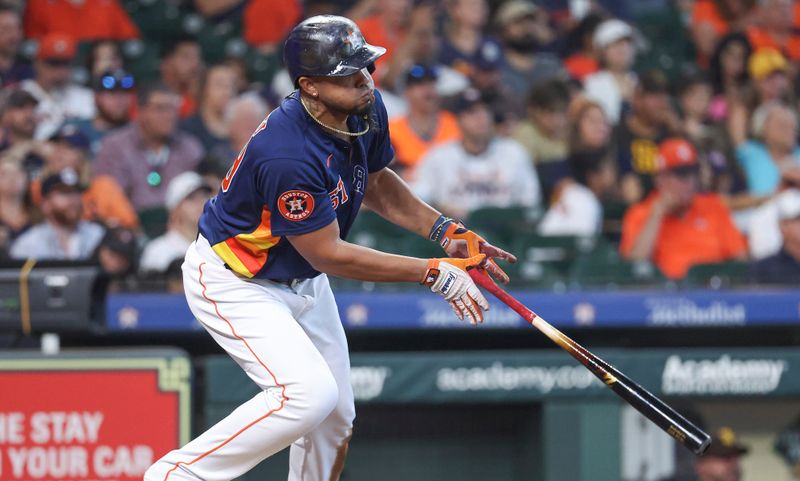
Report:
284,15,386,87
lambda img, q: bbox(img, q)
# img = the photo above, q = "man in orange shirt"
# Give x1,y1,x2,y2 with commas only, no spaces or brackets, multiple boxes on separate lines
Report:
24,0,139,41
621,138,747,279
389,64,460,180
746,0,800,61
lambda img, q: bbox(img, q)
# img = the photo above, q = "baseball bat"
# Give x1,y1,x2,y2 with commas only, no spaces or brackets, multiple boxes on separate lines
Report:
469,269,711,455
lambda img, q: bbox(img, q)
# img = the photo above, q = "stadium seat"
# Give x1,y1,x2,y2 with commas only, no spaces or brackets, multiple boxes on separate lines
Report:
512,234,601,276
568,244,668,289
684,261,752,289
465,206,539,248
138,207,168,239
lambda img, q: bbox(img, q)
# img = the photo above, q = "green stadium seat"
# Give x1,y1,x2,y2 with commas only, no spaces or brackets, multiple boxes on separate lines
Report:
684,261,751,289
138,207,168,239
512,234,601,276
568,244,668,289
465,206,539,248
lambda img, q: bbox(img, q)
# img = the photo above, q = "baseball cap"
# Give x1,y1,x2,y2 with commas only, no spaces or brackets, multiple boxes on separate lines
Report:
593,19,633,50
99,226,138,259
705,427,749,457
1,88,38,111
41,168,85,196
749,48,788,81
638,69,670,94
474,42,504,71
50,124,90,151
37,33,76,61
93,69,135,92
449,87,485,115
776,189,800,221
495,0,540,27
405,64,439,86
656,138,697,173
165,172,212,211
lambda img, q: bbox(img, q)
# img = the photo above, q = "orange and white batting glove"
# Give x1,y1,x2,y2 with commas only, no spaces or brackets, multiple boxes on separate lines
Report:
421,253,490,325
429,216,517,284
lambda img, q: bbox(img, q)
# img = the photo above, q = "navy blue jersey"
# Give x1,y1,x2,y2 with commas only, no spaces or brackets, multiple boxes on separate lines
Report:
198,90,394,279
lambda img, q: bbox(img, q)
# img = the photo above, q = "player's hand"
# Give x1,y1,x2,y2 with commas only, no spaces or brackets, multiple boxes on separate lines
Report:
440,222,517,284
421,254,490,325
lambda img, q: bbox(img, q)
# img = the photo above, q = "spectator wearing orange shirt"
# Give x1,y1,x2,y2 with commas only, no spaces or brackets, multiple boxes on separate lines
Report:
621,138,747,279
746,0,800,62
159,37,204,119
243,0,301,53
355,0,413,83
388,65,460,180
23,0,139,42
690,0,756,67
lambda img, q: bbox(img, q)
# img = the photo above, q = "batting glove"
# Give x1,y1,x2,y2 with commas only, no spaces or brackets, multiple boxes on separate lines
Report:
430,217,516,284
421,254,490,325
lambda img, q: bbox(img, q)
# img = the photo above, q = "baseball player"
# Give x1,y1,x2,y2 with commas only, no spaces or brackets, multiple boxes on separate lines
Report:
144,15,515,481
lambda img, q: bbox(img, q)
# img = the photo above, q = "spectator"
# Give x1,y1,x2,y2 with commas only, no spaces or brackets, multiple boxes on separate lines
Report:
562,12,605,83
68,69,135,156
536,97,616,236
614,70,681,204
23,0,139,42
728,47,791,147
693,427,749,481
355,0,413,83
216,92,270,166
0,88,48,178
32,124,138,230
9,167,104,260
751,188,800,282
94,83,204,212
0,5,31,87
621,138,747,280
746,0,800,61
736,101,800,196
0,156,33,257
708,33,752,124
191,90,268,177
95,225,138,282
242,0,302,53
690,0,756,67
583,19,636,125
21,33,94,140
496,1,564,104
85,40,125,80
159,37,204,119
139,172,212,274
678,73,713,147
439,0,502,78
413,89,541,219
388,65,461,181
512,79,570,199
180,64,237,156
468,34,514,121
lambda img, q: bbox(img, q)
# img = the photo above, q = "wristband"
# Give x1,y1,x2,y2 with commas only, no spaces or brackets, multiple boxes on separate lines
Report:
428,215,456,244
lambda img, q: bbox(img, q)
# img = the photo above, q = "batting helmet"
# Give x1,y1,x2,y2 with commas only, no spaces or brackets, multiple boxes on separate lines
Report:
284,15,386,87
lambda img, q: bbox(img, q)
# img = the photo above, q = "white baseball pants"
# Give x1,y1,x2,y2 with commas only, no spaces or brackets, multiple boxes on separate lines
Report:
144,235,355,481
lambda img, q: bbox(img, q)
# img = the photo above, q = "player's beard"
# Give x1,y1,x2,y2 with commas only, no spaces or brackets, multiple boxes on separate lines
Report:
352,98,378,132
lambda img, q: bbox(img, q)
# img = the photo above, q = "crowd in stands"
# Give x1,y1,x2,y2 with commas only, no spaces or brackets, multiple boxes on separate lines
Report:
0,0,798,290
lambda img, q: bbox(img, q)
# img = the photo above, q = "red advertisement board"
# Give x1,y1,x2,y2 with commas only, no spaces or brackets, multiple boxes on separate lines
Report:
0,353,190,481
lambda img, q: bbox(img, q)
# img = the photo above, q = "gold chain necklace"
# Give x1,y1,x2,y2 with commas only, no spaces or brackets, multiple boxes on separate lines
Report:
300,96,370,137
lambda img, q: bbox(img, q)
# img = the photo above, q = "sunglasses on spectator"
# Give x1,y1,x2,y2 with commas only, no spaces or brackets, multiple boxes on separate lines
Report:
99,72,135,91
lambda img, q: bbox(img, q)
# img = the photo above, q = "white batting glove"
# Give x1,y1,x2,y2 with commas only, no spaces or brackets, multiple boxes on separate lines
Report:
421,254,490,325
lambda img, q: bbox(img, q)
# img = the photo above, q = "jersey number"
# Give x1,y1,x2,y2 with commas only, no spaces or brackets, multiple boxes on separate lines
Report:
328,177,349,210
221,116,270,192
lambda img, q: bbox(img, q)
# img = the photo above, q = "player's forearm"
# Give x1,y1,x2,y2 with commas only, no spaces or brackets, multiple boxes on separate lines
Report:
364,168,440,238
309,239,429,282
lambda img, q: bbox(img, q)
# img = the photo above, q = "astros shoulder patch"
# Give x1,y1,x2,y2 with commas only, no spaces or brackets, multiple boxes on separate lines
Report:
278,190,315,221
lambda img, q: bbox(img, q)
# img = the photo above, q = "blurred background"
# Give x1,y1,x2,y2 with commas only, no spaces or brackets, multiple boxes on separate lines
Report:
0,0,799,480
